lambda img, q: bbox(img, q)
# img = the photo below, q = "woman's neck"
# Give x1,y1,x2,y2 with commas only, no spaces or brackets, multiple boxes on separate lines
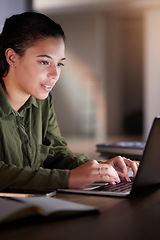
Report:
2,76,30,112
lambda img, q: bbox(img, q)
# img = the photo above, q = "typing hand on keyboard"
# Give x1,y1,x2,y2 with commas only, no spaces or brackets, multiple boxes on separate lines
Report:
93,177,135,193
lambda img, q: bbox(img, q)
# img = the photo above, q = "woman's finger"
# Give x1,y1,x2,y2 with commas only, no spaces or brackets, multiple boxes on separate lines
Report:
96,163,120,183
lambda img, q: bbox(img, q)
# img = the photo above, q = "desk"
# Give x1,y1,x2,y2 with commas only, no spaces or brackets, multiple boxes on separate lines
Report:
1,189,160,240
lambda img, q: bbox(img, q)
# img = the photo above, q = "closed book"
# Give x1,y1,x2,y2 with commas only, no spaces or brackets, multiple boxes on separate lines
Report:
96,141,145,160
0,196,99,223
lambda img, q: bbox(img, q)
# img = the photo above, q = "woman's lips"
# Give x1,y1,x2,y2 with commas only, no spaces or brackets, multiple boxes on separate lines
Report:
41,84,53,92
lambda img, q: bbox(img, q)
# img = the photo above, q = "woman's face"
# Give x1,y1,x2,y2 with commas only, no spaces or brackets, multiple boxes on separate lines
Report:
12,37,65,100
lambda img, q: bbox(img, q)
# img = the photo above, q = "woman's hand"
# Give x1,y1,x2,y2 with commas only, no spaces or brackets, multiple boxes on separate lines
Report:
68,159,120,189
68,156,139,189
107,155,139,181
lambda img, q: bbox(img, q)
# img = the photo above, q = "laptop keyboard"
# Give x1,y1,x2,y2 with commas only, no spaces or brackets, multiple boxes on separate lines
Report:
92,177,134,193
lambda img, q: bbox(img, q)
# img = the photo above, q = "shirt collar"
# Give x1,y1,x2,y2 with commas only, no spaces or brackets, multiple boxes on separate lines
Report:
0,81,39,117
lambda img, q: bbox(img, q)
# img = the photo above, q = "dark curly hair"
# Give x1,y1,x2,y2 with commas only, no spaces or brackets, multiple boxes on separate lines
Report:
0,11,65,78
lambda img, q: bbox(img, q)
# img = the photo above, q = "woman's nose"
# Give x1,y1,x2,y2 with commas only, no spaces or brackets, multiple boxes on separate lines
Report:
47,66,59,79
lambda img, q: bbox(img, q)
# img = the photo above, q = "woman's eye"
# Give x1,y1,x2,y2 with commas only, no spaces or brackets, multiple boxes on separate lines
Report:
57,63,64,67
40,61,49,65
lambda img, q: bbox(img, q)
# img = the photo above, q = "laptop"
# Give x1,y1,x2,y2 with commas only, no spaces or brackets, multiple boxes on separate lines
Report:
58,117,160,197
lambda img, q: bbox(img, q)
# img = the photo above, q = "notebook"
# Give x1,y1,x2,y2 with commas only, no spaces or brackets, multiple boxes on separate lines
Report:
58,117,160,197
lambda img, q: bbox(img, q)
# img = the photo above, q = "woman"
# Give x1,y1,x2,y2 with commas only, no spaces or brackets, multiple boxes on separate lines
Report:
0,11,138,193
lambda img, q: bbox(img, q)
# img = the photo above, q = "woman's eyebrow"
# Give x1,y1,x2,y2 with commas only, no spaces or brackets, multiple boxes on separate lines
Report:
37,55,66,61
37,54,53,59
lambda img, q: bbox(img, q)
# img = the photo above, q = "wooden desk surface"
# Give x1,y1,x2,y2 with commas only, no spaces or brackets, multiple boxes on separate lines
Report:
1,189,160,240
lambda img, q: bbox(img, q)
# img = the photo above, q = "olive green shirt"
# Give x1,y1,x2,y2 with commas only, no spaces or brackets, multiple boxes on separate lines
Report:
0,83,90,193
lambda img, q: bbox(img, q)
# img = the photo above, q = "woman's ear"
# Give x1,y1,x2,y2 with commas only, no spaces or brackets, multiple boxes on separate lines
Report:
5,48,18,68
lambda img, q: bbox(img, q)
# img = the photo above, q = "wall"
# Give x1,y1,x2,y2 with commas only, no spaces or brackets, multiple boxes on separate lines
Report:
50,12,107,141
106,11,143,136
50,10,143,139
0,0,32,32
144,9,160,138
